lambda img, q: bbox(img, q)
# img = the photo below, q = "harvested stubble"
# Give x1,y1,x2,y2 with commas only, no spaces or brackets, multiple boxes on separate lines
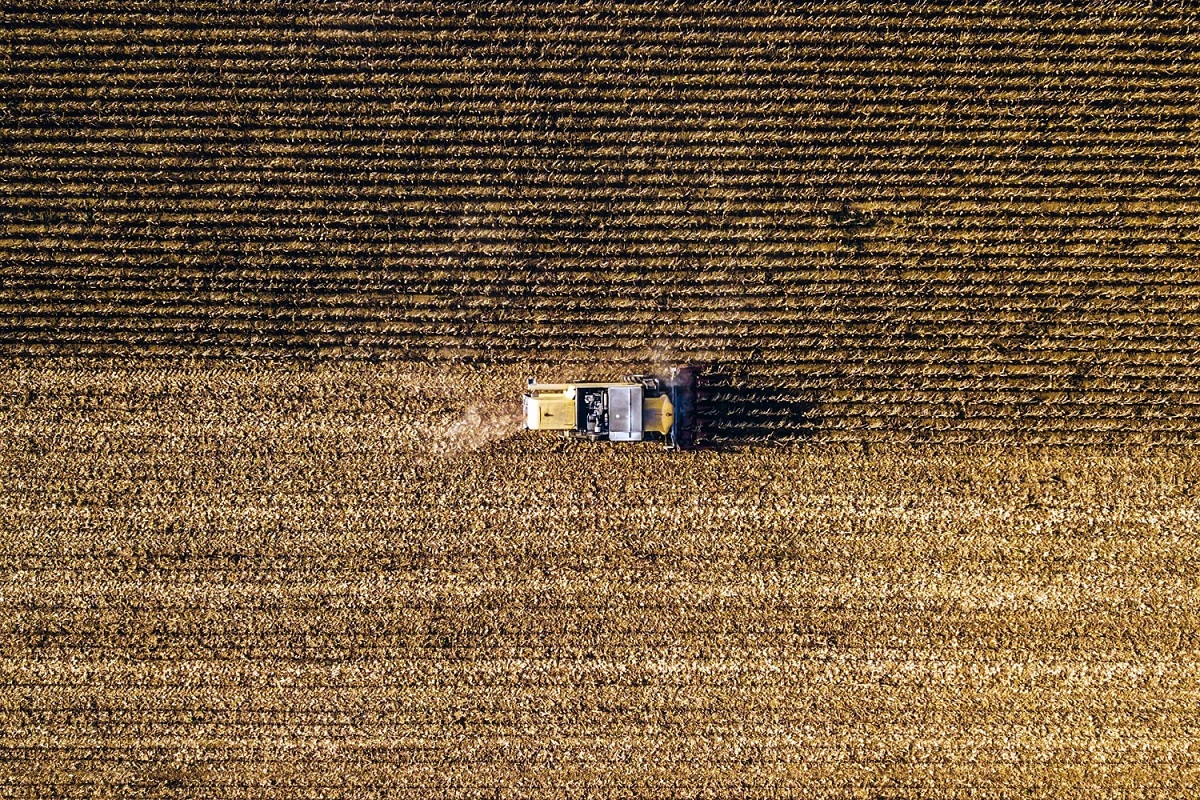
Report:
4,2,1200,441
2,359,1199,798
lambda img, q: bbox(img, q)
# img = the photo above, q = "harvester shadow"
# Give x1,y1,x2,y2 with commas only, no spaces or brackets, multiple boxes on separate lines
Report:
689,370,822,447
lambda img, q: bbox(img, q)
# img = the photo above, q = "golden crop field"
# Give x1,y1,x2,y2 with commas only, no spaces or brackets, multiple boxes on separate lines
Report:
3,1,1200,797
3,360,1200,798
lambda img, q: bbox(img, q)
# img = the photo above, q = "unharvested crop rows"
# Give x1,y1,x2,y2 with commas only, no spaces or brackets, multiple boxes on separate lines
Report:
4,2,1199,441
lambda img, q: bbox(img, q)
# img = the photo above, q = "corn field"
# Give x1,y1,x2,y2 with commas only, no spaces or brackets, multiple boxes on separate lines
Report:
3,2,1200,797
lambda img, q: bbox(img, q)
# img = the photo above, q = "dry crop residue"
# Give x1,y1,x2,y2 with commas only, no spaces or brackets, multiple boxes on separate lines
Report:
2,361,1198,798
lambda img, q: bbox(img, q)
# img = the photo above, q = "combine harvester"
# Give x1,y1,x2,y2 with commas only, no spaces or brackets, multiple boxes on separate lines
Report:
523,367,698,449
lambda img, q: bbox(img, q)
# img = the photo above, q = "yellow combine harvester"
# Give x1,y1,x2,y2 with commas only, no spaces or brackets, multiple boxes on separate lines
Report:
523,368,698,449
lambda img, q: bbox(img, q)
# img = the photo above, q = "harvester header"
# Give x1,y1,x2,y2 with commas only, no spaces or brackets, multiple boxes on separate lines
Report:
523,367,697,449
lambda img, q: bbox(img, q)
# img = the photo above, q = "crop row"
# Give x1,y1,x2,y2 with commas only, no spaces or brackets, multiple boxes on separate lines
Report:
10,267,1200,287
6,240,1197,261
8,138,1199,163
7,6,1197,32
7,327,1199,359
8,204,1200,229
8,305,1200,333
11,298,1200,322
8,316,1200,348
9,0,1192,22
9,316,1200,348
7,39,1198,64
6,176,1195,201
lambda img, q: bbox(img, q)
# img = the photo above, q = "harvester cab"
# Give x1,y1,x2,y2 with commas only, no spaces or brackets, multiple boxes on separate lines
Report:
523,367,697,449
